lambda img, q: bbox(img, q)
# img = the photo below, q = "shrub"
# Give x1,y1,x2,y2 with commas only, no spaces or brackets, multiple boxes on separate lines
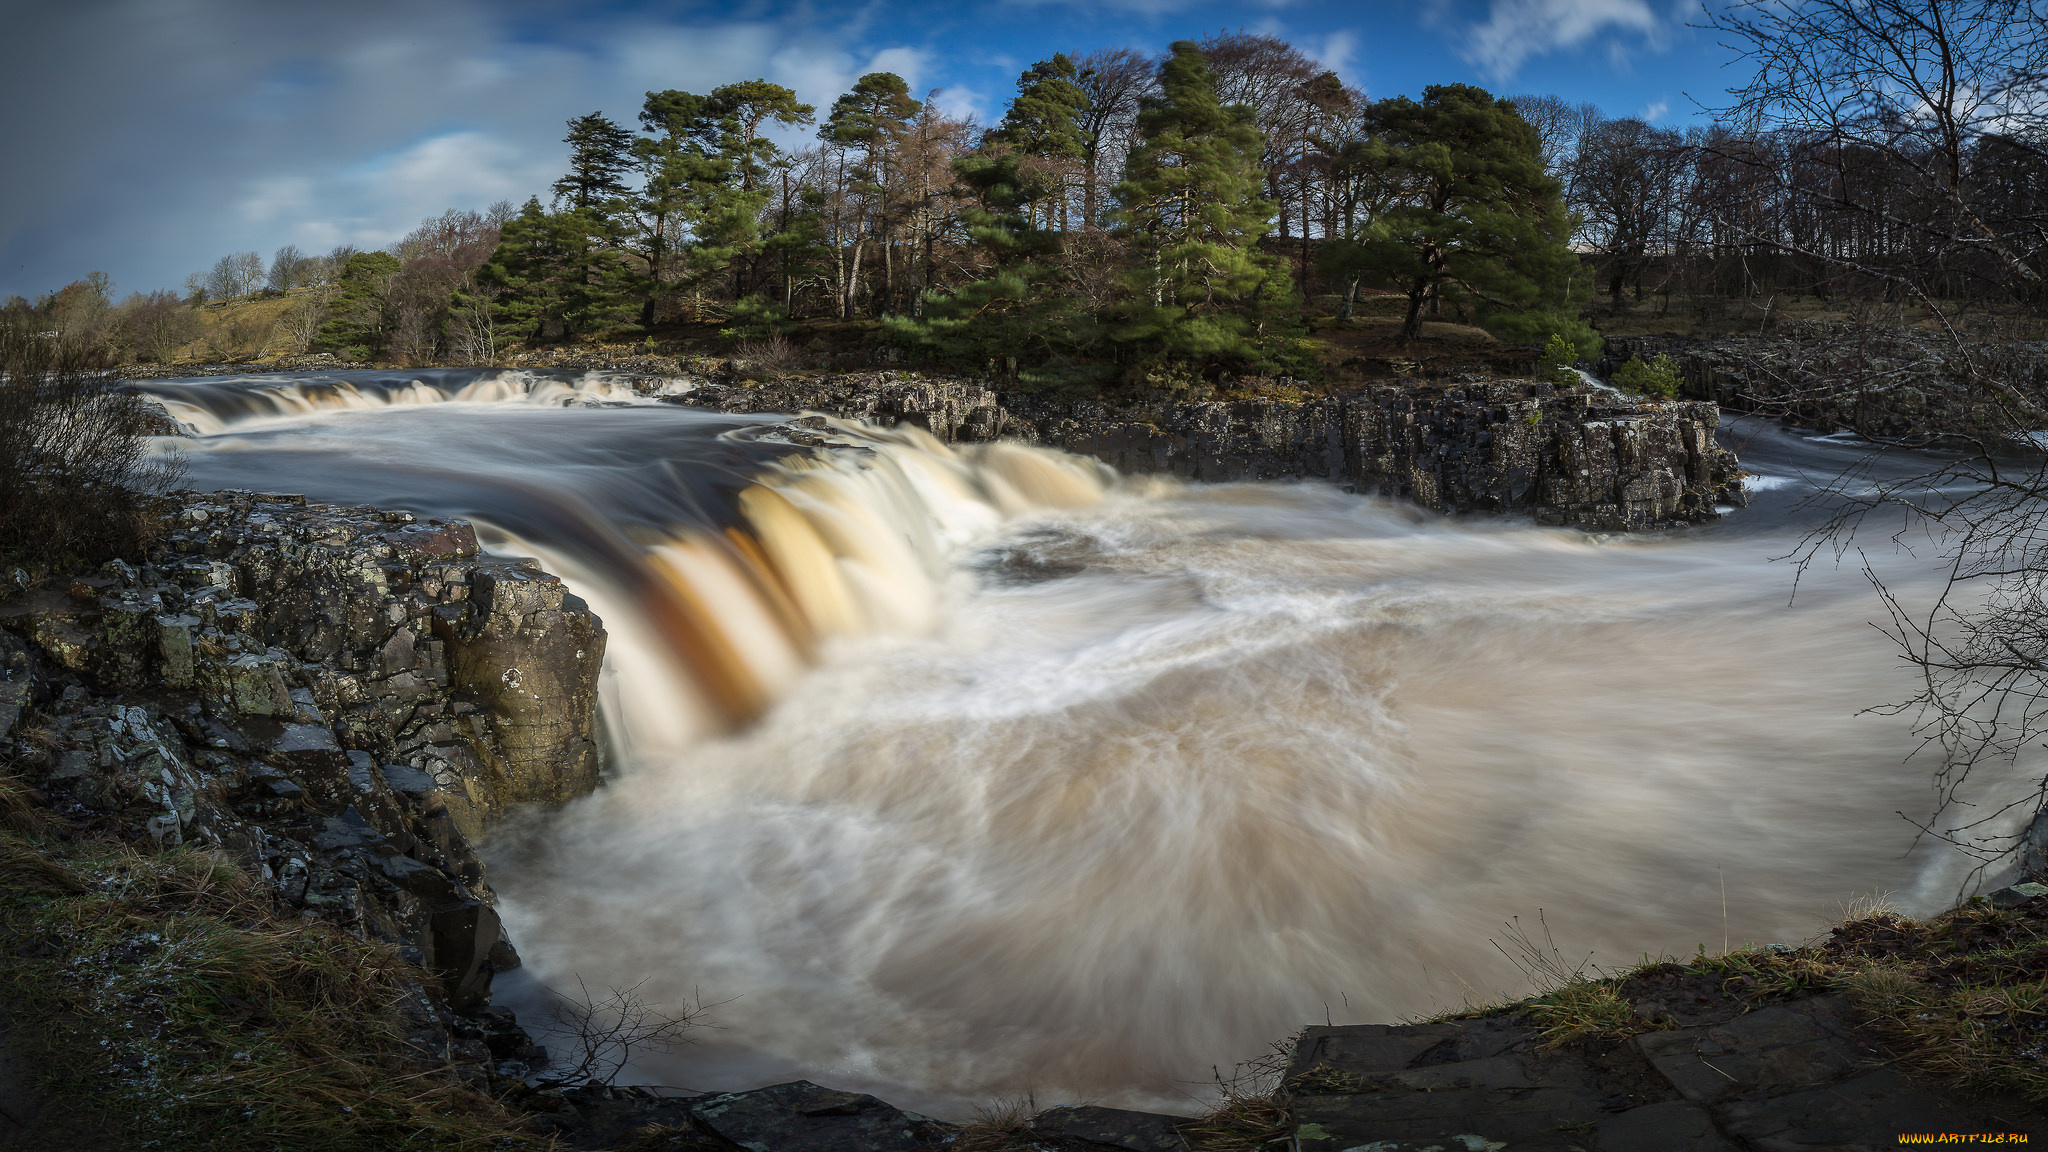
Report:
0,320,183,571
1535,333,1581,386
1612,353,1682,399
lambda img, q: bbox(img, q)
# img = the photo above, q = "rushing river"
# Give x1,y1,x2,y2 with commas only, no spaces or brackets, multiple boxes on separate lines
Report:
135,368,2038,1117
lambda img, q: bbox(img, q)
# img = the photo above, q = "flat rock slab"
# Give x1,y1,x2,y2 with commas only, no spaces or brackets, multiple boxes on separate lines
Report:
1290,1016,1657,1148
688,1080,953,1152
1596,1100,1737,1152
1631,996,1877,1107
1026,1104,1188,1152
1293,1085,1604,1149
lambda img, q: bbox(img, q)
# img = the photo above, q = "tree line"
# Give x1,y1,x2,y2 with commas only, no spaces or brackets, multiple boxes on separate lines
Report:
7,8,2043,390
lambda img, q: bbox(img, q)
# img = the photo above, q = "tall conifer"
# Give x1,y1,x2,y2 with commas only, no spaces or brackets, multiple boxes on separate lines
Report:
1108,41,1299,376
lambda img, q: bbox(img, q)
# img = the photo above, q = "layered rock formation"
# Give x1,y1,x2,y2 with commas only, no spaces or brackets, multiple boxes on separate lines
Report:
0,493,607,1034
1601,328,2048,445
667,372,1745,531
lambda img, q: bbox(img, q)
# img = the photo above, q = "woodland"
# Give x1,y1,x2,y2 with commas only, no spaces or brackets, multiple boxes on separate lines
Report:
9,5,2046,393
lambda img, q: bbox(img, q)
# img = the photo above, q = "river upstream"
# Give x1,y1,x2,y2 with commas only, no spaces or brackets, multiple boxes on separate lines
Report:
133,368,2039,1118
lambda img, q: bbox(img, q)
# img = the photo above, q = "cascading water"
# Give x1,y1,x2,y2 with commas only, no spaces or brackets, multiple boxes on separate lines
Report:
139,369,2039,1118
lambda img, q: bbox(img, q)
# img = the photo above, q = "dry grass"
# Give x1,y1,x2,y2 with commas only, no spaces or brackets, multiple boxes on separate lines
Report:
733,335,804,379
950,1096,1037,1152
0,825,547,1150
1180,1039,1294,1152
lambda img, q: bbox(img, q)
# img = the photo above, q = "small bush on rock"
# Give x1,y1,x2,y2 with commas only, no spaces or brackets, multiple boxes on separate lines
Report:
1612,353,1682,399
1535,333,1580,386
0,318,183,572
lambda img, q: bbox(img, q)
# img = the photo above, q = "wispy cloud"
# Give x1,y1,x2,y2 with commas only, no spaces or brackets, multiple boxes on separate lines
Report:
1640,99,1669,122
1459,0,1661,82
1310,29,1360,82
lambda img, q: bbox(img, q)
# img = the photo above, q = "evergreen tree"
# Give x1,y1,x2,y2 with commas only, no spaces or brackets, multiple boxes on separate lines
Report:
1350,84,1594,352
821,72,918,157
885,151,1103,388
706,80,815,193
634,90,733,324
477,198,635,343
821,73,918,316
552,113,636,212
312,251,401,359
1107,41,1300,378
990,55,1090,227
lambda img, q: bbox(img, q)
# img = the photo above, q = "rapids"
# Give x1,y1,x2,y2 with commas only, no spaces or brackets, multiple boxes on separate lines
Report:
136,369,2039,1117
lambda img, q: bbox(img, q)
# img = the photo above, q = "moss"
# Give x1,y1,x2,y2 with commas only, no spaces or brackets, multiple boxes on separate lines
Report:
0,788,543,1151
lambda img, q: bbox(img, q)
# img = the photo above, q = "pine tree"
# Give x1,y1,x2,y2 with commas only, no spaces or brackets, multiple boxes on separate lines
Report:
1107,41,1300,378
884,151,1104,388
552,113,636,212
990,55,1090,227
821,73,918,316
706,80,815,193
1351,84,1594,352
312,252,401,359
477,198,635,344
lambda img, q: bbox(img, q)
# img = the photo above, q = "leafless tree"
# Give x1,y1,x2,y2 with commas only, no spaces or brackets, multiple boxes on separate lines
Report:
1702,0,2048,320
1507,94,1606,188
274,298,324,354
0,316,183,566
1570,118,1689,303
1718,1,2048,872
267,245,307,293
536,977,710,1085
118,290,198,363
1074,48,1155,230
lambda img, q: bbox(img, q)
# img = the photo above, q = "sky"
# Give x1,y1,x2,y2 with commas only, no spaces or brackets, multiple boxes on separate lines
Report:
0,0,1752,302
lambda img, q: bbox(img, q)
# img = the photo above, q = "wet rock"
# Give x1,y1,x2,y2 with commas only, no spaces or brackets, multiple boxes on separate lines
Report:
528,1084,700,1150
436,562,605,819
665,372,1741,530
1632,997,1878,1107
687,1080,953,1152
1633,996,2015,1138
212,651,295,717
1595,1100,1736,1151
1026,1105,1188,1152
1288,1018,1630,1149
0,680,27,738
1990,882,2048,909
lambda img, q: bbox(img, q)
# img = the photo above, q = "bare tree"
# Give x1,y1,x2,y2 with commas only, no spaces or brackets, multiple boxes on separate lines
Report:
1570,118,1689,303
274,298,324,354
1703,0,2048,316
1507,94,1606,188
118,290,198,363
1719,1,2048,872
1074,48,1155,230
267,245,306,293
536,977,709,1085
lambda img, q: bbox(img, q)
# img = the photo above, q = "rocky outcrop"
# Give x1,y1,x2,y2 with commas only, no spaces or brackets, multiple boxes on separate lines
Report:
1601,328,2048,445
669,372,1746,531
38,491,606,837
0,493,608,1034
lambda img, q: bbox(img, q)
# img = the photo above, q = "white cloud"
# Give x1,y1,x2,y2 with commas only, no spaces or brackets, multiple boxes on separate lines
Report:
343,131,559,244
865,46,930,90
1640,99,1669,122
1311,30,1360,81
1460,0,1661,82
931,85,989,125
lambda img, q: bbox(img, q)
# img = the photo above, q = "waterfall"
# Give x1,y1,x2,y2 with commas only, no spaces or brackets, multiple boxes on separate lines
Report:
146,369,2040,1118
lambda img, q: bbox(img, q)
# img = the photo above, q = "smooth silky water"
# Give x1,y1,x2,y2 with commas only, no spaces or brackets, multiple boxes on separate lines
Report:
135,369,2039,1117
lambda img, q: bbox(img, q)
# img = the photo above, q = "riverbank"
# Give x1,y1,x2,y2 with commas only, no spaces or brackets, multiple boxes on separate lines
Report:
2,481,2042,1146
125,356,1746,532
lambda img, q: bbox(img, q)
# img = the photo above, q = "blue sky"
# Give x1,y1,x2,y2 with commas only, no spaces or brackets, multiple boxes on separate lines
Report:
0,0,1748,301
